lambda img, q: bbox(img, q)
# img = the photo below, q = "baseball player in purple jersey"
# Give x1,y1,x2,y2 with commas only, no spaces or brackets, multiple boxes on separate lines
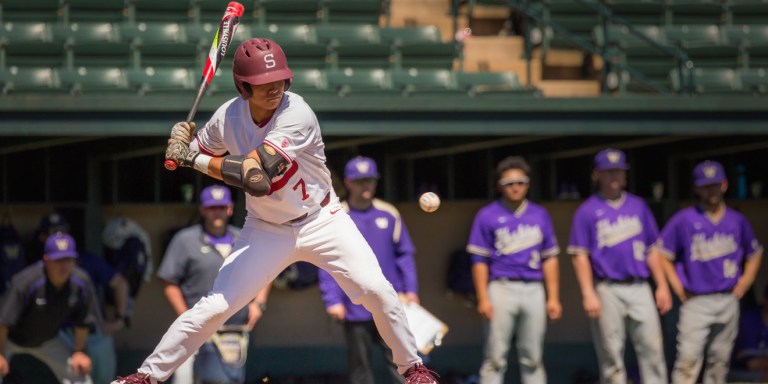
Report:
652,160,763,384
319,156,419,384
112,38,438,384
568,148,671,384
467,156,561,384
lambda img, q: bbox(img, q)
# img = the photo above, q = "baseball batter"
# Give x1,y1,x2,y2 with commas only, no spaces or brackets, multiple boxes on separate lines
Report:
653,160,763,384
111,38,438,384
568,148,670,384
467,156,561,384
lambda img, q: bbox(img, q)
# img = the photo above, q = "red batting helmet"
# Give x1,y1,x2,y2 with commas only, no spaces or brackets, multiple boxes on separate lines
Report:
233,37,294,99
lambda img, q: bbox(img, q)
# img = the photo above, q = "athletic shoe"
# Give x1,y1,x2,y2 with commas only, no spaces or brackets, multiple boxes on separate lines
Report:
404,363,439,383
111,372,152,384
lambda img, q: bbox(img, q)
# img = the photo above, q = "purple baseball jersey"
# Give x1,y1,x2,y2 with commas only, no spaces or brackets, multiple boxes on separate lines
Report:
655,206,762,295
466,200,559,281
567,193,659,280
318,199,417,322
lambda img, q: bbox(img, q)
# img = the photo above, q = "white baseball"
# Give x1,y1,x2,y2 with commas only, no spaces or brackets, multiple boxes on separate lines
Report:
419,192,440,213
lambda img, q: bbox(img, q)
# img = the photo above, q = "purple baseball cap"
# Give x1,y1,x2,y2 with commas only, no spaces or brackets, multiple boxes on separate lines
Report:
200,185,232,207
344,156,379,180
693,160,726,186
44,233,78,260
594,148,630,171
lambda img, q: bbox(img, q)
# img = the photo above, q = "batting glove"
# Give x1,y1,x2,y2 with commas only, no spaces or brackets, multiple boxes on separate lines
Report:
165,138,199,168
169,121,196,145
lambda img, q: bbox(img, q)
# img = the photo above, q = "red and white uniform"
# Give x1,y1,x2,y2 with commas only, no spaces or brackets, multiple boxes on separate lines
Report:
139,92,422,383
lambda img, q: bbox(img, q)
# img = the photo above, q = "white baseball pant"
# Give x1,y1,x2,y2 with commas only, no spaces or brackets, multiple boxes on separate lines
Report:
138,204,421,382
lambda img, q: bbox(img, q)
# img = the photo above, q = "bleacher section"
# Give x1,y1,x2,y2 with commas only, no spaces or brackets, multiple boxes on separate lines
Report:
1,0,767,98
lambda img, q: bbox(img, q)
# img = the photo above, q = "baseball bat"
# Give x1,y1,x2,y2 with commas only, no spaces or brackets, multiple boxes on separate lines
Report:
164,1,245,171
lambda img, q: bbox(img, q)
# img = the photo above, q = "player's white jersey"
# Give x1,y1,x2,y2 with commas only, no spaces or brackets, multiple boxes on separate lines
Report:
194,92,336,224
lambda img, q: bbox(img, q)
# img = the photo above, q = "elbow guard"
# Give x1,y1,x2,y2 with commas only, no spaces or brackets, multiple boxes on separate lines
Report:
221,155,271,197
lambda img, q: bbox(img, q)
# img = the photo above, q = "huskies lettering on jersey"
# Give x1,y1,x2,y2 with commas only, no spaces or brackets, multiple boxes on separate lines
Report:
596,215,643,248
494,224,543,255
690,232,738,262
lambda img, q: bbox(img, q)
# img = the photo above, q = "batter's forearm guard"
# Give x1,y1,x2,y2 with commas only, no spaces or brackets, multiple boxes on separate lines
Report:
221,155,271,197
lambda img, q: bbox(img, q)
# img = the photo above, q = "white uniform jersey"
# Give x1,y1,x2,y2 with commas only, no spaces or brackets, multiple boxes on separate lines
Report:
193,92,336,224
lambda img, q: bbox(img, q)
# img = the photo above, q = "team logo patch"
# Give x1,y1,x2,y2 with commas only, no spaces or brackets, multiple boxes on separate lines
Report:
265,145,276,156
607,151,621,163
56,238,70,251
211,187,226,201
375,217,389,229
250,174,263,183
703,166,717,178
356,162,370,174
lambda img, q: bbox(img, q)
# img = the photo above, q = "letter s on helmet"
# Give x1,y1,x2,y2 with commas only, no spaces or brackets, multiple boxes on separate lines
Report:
233,38,294,99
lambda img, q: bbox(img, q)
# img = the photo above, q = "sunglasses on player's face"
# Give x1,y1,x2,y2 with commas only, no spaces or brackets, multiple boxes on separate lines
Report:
351,178,378,185
498,177,530,187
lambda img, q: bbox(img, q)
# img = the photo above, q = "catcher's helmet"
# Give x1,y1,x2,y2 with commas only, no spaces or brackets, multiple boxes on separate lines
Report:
233,37,293,99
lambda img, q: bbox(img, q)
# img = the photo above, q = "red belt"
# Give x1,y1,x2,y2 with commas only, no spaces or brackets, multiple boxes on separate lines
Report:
285,192,330,225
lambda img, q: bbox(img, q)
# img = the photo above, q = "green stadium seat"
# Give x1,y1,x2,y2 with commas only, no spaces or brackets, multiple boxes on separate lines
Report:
665,0,725,25
738,67,768,94
0,22,64,67
128,0,193,22
126,66,193,94
664,25,739,68
64,0,127,22
290,68,334,94
723,25,768,68
545,0,600,50
256,0,320,25
728,0,768,25
326,67,396,96
322,0,382,25
315,24,390,68
119,22,197,67
604,0,664,25
50,22,131,68
0,66,60,94
2,0,60,22
455,71,536,96
381,26,456,69
391,68,463,95
59,66,129,94
670,67,748,94
250,24,327,68
594,24,669,58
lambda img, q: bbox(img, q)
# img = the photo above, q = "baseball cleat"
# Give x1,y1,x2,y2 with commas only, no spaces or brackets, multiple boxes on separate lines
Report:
404,363,439,383
111,372,153,384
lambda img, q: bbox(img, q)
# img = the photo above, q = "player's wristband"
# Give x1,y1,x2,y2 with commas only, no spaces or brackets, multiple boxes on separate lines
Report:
194,154,212,175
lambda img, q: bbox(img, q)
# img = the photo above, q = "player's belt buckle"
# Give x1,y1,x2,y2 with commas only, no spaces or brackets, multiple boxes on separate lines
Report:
284,192,331,225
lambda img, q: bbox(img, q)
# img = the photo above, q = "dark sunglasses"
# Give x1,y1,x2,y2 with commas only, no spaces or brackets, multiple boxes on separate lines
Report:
498,177,530,187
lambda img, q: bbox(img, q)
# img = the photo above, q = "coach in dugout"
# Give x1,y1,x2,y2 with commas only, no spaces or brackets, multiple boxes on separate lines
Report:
0,233,100,383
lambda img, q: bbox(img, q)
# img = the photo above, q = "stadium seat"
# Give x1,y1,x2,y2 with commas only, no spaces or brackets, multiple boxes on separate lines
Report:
127,0,193,23
604,0,664,25
728,0,768,25
59,66,129,94
250,24,327,68
322,0,382,25
664,25,739,68
381,26,457,69
0,66,60,94
290,68,334,94
315,24,390,68
665,0,725,25
2,0,60,22
455,71,536,96
119,22,197,67
670,67,748,94
126,66,193,94
63,0,127,22
544,0,600,50
391,68,463,95
738,67,768,95
0,22,64,67
50,22,131,68
256,0,320,25
326,67,396,96
723,24,768,68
